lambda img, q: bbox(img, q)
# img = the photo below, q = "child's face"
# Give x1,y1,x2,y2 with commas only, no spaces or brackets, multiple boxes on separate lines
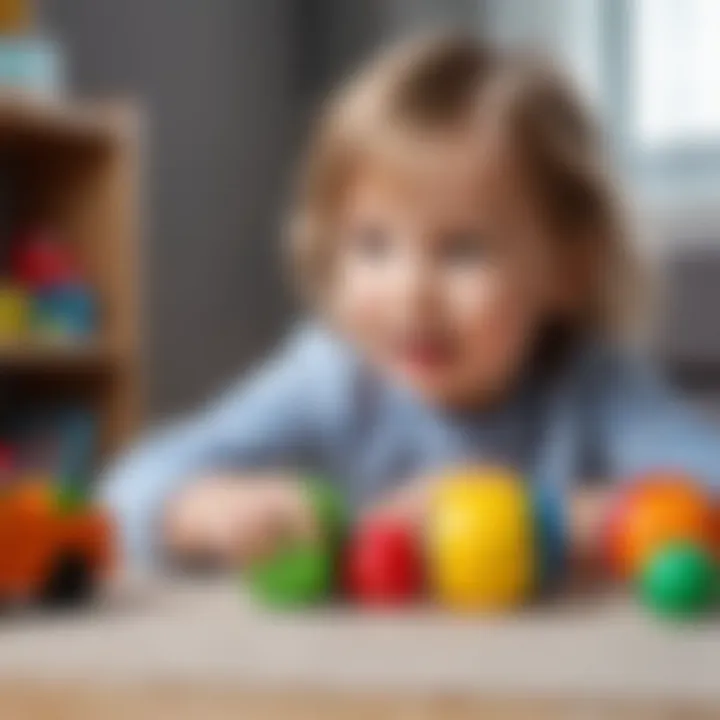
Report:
329,136,563,407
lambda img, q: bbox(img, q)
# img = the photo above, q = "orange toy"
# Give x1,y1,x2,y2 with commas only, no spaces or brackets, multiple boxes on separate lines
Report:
605,472,716,579
0,481,114,604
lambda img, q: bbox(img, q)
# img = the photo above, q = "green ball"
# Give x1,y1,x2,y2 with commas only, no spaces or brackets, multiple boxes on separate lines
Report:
639,542,718,619
246,543,334,607
245,476,346,608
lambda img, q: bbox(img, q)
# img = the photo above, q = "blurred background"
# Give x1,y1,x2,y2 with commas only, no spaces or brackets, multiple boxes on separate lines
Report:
1,0,719,442
0,3,718,714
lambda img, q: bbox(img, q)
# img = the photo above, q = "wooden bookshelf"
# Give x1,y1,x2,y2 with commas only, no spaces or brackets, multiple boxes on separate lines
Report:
0,339,115,367
0,95,142,454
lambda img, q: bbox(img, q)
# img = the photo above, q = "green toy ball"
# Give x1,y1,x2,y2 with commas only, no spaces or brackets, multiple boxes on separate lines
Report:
638,542,718,619
245,476,346,608
246,543,334,607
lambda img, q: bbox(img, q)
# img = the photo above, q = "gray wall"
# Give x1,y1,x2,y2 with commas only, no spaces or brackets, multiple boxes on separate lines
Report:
44,0,300,419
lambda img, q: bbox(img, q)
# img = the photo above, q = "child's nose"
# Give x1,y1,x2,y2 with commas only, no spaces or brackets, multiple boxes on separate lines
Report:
394,258,438,318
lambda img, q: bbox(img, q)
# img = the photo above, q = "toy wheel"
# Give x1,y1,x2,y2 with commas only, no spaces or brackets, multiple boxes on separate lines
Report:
38,552,94,608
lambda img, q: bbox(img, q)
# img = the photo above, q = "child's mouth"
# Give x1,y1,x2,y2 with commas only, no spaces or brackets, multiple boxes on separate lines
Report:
393,332,456,375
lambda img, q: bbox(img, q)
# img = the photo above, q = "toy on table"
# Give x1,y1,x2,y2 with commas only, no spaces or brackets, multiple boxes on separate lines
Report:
345,515,423,607
246,466,564,612
604,471,719,618
0,409,113,607
244,476,347,608
0,479,114,606
639,542,716,617
532,483,567,592
426,466,565,611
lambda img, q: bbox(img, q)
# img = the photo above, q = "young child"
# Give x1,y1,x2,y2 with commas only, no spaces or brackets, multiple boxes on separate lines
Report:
103,35,719,571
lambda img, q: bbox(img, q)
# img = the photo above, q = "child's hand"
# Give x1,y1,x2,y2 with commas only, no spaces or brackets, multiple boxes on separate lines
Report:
569,486,612,573
368,480,612,569
364,476,436,530
164,476,316,566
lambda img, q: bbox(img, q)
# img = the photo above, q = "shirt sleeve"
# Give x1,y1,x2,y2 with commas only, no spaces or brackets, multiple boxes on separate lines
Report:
99,325,342,569
596,352,720,489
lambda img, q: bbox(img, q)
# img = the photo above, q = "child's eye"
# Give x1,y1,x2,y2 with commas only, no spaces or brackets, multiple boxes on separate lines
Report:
349,224,393,261
439,232,490,265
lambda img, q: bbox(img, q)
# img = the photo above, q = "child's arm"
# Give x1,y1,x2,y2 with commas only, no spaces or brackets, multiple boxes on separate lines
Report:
162,474,315,567
100,327,339,569
561,352,720,574
597,354,720,488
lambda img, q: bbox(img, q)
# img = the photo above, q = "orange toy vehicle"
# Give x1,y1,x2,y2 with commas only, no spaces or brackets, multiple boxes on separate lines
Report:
0,481,114,605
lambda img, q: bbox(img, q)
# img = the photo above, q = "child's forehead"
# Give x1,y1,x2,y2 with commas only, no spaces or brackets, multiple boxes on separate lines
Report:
344,129,522,217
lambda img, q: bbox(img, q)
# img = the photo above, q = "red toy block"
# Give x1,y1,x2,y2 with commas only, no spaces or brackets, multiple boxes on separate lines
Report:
346,515,422,606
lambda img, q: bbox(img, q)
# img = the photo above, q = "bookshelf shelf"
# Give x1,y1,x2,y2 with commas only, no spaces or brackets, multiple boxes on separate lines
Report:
1,95,142,454
0,339,115,368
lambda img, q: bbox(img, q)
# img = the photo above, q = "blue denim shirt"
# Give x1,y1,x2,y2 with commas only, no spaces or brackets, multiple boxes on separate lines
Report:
101,324,720,568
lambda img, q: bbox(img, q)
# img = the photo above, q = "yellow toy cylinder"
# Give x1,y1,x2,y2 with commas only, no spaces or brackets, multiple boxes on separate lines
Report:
0,285,29,341
427,467,534,611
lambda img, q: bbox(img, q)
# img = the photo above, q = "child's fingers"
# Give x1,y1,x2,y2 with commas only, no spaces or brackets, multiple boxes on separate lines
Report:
235,521,279,564
228,482,317,565
272,485,319,543
364,482,432,527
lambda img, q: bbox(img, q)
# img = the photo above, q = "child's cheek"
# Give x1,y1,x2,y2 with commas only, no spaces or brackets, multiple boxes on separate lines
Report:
451,269,538,384
329,261,393,354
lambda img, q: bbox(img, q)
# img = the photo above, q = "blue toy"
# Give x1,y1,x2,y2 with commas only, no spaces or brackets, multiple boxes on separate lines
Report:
32,284,97,340
0,37,64,96
533,485,567,592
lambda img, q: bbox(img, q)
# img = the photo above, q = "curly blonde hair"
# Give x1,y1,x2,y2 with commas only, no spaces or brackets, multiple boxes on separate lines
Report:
289,33,645,340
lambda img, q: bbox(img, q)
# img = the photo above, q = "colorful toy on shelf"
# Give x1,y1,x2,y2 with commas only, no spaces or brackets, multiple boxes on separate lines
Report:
0,283,29,341
245,476,347,608
0,36,64,96
0,1,65,97
346,515,422,607
11,229,79,291
32,283,96,340
426,466,563,611
604,471,719,618
7,229,98,342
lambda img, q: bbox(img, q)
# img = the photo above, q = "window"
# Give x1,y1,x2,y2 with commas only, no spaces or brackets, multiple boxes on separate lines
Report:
483,0,720,194
604,0,720,193
632,0,720,151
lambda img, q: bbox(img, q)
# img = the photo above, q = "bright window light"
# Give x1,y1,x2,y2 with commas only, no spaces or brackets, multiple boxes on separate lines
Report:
632,0,720,149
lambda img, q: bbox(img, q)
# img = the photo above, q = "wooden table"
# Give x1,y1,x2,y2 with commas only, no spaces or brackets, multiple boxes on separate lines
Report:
0,580,717,719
